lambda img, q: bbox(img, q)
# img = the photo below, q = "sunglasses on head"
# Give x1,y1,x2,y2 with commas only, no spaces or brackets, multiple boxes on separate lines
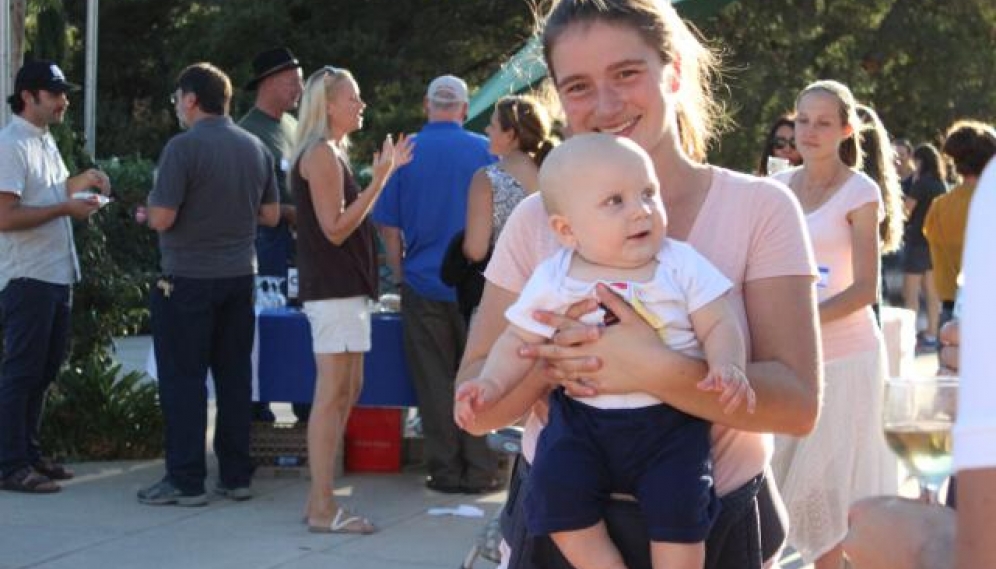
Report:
772,136,796,150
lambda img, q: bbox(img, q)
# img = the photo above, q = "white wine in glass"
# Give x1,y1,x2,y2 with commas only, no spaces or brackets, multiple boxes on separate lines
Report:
882,377,958,503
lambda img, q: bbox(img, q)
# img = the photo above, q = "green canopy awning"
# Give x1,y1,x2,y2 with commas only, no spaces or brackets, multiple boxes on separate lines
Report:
465,0,736,131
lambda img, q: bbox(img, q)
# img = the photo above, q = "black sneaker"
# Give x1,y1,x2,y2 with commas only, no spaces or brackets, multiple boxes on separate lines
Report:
137,478,207,507
425,477,464,494
214,482,253,501
462,478,504,495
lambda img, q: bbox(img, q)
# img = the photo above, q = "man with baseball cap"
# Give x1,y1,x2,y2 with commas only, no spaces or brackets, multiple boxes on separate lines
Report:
0,60,111,493
373,74,498,494
240,47,308,423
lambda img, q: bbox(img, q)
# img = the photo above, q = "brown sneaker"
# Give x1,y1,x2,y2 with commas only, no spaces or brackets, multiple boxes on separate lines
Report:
1,466,61,494
32,457,74,481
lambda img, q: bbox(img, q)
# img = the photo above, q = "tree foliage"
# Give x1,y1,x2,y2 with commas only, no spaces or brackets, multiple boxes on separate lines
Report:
699,0,996,171
52,0,537,161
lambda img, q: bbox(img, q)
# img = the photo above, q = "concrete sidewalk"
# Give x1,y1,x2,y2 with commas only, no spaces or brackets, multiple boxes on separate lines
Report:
0,457,819,569
1,459,505,569
2,335,504,569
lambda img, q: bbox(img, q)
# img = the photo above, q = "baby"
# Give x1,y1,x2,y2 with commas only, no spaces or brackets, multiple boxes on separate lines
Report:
454,134,754,569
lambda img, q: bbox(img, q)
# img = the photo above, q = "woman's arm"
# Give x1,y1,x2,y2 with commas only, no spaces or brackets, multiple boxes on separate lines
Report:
456,282,553,435
463,169,495,262
522,274,820,435
741,274,821,435
818,201,881,323
303,135,411,245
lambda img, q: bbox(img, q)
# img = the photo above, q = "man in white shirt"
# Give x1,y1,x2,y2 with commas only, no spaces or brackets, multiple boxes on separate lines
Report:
0,60,110,494
843,157,996,569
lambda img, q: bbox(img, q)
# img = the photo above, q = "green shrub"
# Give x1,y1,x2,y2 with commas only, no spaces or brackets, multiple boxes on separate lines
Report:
96,156,159,278
37,156,162,461
40,353,163,461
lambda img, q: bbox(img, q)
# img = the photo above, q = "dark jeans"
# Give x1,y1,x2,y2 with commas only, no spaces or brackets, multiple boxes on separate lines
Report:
151,275,255,494
400,284,497,487
0,278,71,476
502,457,786,569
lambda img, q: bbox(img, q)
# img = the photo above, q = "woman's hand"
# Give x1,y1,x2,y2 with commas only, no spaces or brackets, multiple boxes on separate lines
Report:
518,283,676,397
371,133,413,185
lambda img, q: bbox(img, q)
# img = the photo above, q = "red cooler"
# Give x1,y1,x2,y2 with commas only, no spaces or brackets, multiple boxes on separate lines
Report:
344,407,403,472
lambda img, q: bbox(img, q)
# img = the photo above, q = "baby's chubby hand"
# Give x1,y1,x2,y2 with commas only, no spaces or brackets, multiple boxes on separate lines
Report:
696,363,755,415
453,378,501,430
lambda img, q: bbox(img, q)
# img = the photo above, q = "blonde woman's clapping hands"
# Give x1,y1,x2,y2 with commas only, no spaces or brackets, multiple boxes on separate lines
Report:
371,133,414,187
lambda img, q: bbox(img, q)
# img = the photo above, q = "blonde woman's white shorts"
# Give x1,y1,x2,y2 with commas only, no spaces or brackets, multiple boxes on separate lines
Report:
302,296,372,353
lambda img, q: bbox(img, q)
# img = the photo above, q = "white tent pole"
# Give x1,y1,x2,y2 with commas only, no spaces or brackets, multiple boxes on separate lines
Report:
84,0,98,159
1,0,11,127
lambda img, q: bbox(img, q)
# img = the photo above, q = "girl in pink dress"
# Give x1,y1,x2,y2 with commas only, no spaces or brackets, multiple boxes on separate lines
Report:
771,80,899,569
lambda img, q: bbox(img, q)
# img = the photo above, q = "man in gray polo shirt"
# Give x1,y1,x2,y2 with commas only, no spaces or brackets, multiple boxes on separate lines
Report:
137,62,280,506
0,60,111,494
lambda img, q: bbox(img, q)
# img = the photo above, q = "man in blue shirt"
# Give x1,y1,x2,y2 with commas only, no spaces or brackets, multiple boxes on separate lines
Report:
373,75,497,493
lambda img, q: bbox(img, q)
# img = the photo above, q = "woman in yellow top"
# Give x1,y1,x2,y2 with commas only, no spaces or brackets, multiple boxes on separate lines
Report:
925,120,996,325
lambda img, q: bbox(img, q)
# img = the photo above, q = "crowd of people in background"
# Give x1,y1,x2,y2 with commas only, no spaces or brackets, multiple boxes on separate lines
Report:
3,0,996,567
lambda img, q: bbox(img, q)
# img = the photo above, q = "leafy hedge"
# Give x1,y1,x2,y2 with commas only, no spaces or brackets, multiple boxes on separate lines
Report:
35,148,163,461
41,355,163,460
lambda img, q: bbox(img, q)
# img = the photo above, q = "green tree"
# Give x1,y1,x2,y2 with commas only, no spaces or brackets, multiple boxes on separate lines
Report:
52,0,536,160
699,0,996,171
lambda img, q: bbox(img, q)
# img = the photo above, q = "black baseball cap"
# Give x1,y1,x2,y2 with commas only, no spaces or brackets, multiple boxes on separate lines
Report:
14,60,81,94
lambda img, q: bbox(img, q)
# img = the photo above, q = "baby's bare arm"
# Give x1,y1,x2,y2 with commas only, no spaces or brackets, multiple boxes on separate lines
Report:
690,296,746,373
691,296,755,413
475,324,546,400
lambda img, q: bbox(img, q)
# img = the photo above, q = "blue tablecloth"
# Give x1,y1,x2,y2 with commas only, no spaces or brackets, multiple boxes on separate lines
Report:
257,307,418,407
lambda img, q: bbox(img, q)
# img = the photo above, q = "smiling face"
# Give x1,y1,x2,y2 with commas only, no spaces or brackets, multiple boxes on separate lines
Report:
794,90,853,162
548,20,676,159
328,76,366,137
543,134,666,269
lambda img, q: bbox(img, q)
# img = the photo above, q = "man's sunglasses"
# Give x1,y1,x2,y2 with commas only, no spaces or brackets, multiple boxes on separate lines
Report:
772,136,796,150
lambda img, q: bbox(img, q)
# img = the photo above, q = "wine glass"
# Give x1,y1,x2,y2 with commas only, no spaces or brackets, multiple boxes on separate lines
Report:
882,376,958,503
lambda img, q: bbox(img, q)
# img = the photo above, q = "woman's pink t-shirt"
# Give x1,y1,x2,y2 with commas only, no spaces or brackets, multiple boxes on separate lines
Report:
774,169,884,361
484,167,816,495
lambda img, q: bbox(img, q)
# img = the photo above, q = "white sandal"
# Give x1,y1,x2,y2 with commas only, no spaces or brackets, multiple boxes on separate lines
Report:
308,507,377,534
